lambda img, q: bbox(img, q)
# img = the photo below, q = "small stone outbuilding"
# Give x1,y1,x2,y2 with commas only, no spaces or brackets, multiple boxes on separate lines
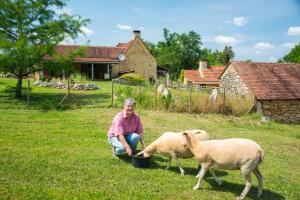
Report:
220,61,300,124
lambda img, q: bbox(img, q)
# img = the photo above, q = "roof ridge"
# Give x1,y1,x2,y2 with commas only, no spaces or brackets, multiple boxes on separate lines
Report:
57,44,126,49
232,61,300,65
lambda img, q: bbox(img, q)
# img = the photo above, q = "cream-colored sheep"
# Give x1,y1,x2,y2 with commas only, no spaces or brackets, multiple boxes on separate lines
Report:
139,129,210,176
182,132,264,200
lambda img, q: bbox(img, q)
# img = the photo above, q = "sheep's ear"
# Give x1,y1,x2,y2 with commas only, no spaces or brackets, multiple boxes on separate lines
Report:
182,132,188,137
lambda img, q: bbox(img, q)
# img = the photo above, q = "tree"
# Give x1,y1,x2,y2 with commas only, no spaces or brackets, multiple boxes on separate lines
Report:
200,48,223,66
156,28,202,78
219,46,235,65
281,42,300,63
0,0,90,97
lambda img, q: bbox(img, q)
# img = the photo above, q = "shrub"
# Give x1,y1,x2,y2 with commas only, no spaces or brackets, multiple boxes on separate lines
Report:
69,73,87,84
119,73,145,85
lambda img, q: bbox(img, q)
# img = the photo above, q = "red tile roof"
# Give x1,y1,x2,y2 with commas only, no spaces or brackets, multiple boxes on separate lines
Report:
184,66,225,84
45,40,134,63
228,61,300,100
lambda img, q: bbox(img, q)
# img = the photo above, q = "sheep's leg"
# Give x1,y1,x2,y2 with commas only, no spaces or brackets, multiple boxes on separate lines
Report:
237,169,253,200
196,168,201,178
253,167,263,198
165,156,172,170
174,156,185,176
193,165,208,190
209,168,222,186
171,154,185,176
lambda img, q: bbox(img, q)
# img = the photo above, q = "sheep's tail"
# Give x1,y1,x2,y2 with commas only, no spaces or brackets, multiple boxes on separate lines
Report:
257,148,265,165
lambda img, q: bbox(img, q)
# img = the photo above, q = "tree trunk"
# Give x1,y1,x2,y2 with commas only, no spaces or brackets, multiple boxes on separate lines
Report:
16,76,23,98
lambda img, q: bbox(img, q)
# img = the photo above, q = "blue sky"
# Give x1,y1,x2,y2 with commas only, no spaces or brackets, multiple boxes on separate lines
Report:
61,0,300,62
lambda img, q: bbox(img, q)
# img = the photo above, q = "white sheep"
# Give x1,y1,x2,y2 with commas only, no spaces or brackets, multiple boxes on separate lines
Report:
139,129,210,176
182,132,264,200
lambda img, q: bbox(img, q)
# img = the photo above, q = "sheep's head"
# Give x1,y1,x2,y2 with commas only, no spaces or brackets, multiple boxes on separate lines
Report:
184,129,210,141
182,132,193,148
137,149,151,157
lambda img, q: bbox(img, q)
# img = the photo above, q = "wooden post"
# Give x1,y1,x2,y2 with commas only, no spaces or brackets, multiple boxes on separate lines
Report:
155,81,157,110
189,85,192,113
27,79,30,106
223,88,226,113
91,63,94,80
67,79,70,107
111,79,114,107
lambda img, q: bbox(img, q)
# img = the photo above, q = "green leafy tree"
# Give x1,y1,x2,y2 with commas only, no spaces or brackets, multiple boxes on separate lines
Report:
0,0,90,97
156,28,202,78
201,48,223,66
219,46,235,65
281,42,300,63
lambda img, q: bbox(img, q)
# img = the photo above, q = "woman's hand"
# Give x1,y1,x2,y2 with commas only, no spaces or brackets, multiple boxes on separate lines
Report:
125,146,132,156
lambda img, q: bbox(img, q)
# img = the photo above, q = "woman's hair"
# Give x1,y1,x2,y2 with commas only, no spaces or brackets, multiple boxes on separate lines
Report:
124,98,136,107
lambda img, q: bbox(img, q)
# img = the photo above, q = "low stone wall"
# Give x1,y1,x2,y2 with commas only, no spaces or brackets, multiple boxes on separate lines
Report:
261,100,300,124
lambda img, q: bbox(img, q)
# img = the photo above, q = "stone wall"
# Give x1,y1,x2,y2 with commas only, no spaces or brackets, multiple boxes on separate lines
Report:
220,64,252,97
112,37,157,80
260,100,300,124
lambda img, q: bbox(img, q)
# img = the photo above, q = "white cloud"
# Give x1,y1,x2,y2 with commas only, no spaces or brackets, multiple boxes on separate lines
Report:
80,27,95,36
115,24,132,30
233,17,247,26
282,42,295,48
254,42,274,50
288,27,300,35
59,37,75,45
214,35,238,45
56,8,72,15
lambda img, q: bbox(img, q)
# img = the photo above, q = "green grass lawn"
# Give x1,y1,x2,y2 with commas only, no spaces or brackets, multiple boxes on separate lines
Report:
0,78,299,200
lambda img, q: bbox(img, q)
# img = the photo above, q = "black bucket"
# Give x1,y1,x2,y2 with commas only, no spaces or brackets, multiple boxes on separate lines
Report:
131,152,152,168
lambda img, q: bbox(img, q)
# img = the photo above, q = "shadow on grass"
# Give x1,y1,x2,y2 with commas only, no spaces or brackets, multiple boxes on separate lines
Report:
1,86,111,111
116,155,283,199
205,179,284,200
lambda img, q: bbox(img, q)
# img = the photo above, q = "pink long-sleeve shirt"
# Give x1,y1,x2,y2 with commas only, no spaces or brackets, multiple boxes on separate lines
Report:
108,111,143,138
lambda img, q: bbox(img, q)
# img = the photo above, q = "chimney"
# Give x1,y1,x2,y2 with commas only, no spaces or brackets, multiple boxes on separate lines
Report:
198,60,207,78
133,30,141,39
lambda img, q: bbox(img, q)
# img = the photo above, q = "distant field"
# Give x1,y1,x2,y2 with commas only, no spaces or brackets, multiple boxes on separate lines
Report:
0,78,299,199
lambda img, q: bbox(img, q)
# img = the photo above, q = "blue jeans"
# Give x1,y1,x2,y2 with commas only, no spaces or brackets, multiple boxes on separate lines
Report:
109,133,140,155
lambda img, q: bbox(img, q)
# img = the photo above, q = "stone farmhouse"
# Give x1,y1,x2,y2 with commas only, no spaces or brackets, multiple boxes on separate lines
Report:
183,61,225,88
220,61,300,124
36,30,157,81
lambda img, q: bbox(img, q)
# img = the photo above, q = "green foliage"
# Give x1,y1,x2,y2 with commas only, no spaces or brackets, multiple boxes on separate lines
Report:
119,73,145,85
281,42,300,63
220,46,235,65
69,72,87,84
179,69,184,84
0,0,90,97
201,48,223,66
156,28,202,77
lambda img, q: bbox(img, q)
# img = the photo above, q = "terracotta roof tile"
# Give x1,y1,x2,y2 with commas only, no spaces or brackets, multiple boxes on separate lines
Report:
184,66,225,84
230,61,300,100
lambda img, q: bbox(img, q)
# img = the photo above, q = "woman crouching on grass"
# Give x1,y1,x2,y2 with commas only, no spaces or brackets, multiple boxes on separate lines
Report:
108,98,145,157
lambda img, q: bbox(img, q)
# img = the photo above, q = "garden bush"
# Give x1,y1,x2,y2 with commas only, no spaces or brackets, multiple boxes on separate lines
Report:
119,73,145,85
